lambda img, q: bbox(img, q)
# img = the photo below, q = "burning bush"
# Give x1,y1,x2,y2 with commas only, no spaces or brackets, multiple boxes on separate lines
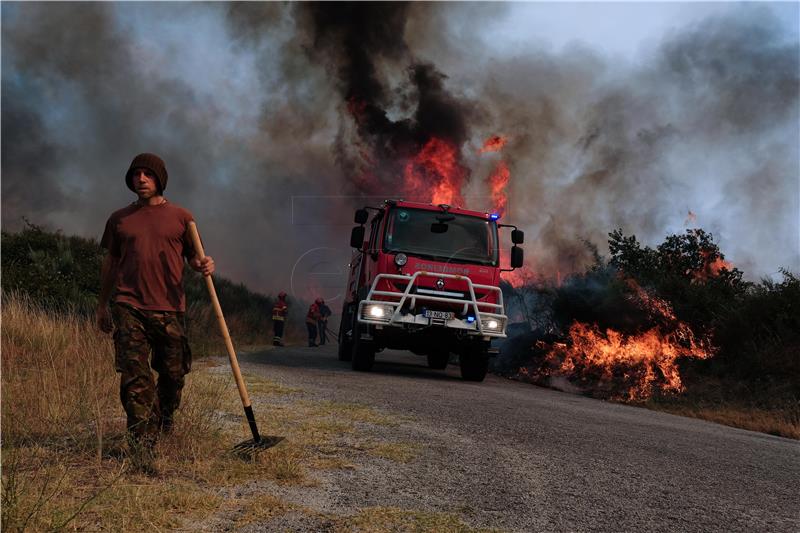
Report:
512,228,798,404
525,266,715,400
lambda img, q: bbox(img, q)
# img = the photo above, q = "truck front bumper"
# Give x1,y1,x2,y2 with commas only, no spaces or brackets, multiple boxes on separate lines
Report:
356,272,507,339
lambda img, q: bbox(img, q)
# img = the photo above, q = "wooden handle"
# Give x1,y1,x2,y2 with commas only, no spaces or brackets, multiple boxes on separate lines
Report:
187,221,252,409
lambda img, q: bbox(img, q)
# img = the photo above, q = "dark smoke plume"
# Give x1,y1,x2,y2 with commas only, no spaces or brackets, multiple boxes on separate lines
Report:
297,3,474,196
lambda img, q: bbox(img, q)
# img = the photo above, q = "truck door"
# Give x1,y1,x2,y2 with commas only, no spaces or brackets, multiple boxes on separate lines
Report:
362,214,383,294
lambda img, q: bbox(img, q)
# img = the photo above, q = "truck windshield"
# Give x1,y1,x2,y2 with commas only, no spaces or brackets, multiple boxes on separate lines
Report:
383,208,498,266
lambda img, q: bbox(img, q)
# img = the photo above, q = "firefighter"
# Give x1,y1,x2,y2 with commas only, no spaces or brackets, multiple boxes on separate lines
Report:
317,298,331,345
306,299,322,347
271,291,288,346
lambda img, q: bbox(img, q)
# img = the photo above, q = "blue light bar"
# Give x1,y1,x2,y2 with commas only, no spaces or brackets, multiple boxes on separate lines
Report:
466,316,476,323
489,213,500,220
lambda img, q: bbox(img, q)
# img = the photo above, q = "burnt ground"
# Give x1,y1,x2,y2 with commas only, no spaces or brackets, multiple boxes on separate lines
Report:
219,344,799,532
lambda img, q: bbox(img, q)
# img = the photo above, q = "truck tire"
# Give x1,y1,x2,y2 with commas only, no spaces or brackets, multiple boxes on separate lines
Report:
351,325,375,371
338,304,355,362
459,349,489,382
427,351,450,370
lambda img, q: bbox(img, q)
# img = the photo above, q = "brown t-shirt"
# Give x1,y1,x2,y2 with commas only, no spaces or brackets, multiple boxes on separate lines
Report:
101,201,196,312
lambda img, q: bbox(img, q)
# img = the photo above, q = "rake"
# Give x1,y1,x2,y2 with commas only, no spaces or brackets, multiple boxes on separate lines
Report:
188,221,284,456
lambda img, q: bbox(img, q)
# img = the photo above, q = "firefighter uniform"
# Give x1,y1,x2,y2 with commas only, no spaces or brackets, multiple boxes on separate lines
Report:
306,300,322,347
272,292,288,346
317,300,331,345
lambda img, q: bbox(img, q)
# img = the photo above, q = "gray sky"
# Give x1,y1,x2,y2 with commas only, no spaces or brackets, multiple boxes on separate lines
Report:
497,2,798,60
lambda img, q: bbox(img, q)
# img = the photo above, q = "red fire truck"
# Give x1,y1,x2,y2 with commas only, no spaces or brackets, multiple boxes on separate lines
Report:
338,200,524,381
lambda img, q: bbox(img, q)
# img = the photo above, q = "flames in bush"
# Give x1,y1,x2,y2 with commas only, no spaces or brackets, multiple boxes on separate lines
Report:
526,281,714,401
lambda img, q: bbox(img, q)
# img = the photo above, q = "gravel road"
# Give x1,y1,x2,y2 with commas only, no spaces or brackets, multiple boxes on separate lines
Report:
235,344,799,532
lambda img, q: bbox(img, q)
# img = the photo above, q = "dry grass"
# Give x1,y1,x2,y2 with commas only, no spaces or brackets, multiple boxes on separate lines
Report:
1,293,422,530
363,442,420,463
303,400,402,427
644,372,800,440
1,293,119,455
649,402,800,439
0,294,300,530
233,493,298,528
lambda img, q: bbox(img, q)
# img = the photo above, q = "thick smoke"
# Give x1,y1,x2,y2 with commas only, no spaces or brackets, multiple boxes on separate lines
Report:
1,2,345,296
2,2,797,298
466,7,799,276
296,3,474,196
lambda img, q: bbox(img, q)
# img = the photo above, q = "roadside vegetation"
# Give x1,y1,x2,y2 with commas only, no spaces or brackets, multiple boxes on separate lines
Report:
0,292,429,530
1,221,309,352
0,224,419,530
499,229,799,439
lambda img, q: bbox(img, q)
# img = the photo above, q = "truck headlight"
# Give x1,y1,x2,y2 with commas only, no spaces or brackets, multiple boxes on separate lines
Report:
394,253,408,266
480,317,505,333
362,304,394,322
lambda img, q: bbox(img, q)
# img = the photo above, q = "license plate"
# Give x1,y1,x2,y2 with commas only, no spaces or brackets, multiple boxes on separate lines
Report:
424,310,454,320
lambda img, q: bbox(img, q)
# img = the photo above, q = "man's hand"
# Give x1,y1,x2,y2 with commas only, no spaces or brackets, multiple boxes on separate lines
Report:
190,255,215,276
96,306,113,334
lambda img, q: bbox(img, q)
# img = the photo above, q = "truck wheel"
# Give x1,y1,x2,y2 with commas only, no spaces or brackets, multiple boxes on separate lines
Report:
427,351,450,370
459,350,489,382
338,304,354,362
351,326,375,371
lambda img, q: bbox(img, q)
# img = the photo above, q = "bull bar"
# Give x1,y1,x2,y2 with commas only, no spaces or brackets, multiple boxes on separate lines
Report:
356,271,507,338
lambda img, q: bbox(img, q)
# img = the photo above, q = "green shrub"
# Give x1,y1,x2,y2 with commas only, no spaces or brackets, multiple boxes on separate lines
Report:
1,221,103,313
713,271,800,382
1,222,281,354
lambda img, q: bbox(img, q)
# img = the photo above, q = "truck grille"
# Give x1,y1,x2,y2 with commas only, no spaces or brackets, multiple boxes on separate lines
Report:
390,281,489,301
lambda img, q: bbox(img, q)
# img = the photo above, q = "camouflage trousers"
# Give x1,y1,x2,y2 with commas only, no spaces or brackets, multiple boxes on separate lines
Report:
112,303,192,445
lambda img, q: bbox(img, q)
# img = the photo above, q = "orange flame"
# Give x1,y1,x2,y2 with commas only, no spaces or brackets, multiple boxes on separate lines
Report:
403,137,466,205
478,134,508,154
538,284,713,401
488,161,510,217
480,134,528,285
695,250,733,281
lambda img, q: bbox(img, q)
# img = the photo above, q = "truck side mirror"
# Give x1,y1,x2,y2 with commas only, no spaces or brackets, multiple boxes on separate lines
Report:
354,209,368,225
350,226,365,248
511,246,524,268
511,229,524,244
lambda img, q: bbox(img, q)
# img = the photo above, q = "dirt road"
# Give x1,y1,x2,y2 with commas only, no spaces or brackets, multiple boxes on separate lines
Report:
233,344,799,532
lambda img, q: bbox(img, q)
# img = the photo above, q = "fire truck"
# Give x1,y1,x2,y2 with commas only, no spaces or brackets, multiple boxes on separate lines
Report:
338,200,524,381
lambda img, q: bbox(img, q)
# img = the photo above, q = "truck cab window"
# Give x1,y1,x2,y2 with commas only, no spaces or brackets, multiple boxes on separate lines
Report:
383,208,498,266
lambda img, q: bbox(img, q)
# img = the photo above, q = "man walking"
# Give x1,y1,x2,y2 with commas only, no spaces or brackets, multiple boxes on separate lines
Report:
96,153,214,471
272,291,288,346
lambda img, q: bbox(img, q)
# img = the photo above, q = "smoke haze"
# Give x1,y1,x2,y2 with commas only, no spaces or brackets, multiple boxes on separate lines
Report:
2,2,798,300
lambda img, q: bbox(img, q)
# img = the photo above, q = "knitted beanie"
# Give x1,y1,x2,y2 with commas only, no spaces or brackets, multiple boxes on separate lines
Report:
125,153,168,192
